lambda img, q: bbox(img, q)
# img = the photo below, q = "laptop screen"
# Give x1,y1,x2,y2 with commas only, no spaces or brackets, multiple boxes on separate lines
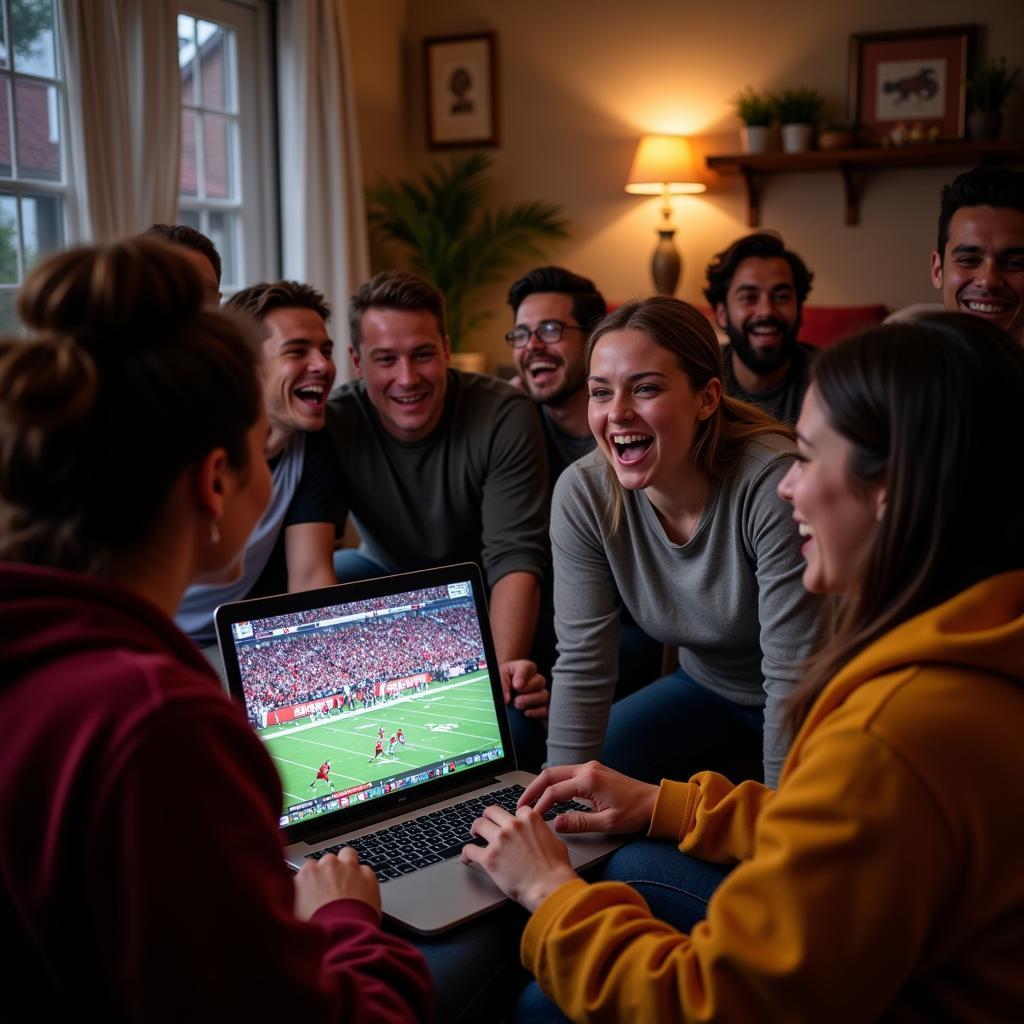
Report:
226,576,507,828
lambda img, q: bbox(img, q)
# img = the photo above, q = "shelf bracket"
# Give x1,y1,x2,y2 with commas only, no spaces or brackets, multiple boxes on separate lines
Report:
839,162,860,225
740,167,761,227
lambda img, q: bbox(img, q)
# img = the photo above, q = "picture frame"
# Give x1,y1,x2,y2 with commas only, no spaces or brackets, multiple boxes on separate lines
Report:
424,32,499,150
848,24,976,143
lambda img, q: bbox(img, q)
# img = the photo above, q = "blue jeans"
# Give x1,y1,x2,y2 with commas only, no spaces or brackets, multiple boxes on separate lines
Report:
600,667,765,786
385,902,529,1024
333,548,546,771
516,841,733,1022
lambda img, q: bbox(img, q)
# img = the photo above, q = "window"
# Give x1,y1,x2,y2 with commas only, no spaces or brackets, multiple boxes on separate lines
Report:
177,1,276,293
0,0,68,329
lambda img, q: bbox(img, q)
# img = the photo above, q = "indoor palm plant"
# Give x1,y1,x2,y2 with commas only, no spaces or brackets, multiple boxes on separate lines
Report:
365,154,568,353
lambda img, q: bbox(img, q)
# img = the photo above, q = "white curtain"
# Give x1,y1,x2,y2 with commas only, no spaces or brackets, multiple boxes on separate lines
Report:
277,0,369,369
61,0,180,241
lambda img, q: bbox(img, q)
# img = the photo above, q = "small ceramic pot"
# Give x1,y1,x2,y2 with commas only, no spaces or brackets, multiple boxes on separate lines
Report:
781,123,814,153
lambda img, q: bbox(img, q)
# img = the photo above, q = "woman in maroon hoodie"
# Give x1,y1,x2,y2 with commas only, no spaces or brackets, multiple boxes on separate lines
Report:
0,239,431,1021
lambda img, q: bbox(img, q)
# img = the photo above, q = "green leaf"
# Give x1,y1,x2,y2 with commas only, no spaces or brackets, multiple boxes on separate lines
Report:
365,155,570,350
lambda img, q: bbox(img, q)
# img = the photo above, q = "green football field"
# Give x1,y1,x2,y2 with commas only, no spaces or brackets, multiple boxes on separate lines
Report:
260,670,502,813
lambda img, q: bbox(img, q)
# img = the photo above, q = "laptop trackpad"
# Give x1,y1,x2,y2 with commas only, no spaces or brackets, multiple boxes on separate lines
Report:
382,856,505,934
381,827,623,935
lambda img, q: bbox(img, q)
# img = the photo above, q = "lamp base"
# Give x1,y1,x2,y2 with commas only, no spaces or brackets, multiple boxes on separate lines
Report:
651,228,681,295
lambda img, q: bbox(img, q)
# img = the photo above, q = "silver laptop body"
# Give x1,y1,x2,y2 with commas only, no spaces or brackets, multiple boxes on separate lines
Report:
216,562,623,934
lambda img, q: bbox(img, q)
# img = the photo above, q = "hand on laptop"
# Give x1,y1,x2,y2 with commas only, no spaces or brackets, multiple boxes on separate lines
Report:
461,805,578,912
293,847,381,920
499,659,549,719
518,762,659,836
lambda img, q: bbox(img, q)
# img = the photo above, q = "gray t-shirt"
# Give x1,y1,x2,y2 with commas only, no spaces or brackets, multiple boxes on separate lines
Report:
325,370,548,589
547,436,823,785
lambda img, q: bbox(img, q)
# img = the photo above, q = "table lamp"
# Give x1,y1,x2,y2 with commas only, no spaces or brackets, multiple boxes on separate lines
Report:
625,134,706,295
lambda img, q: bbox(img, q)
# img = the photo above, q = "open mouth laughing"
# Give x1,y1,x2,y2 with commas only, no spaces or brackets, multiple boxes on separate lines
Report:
294,382,327,412
610,431,654,464
745,317,787,348
524,355,563,384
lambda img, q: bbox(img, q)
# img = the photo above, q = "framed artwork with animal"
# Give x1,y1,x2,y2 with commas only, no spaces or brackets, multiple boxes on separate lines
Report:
849,25,977,144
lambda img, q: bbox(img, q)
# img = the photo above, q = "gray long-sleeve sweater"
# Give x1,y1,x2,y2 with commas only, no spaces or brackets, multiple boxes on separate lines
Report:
547,436,823,786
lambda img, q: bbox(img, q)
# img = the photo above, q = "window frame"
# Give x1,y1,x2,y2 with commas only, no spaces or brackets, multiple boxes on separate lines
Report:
0,0,73,317
176,0,278,293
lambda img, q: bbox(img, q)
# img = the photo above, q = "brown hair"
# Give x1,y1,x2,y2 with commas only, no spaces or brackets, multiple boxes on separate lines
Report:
227,280,331,324
585,296,790,531
143,223,222,285
0,238,262,574
788,314,1024,728
348,271,446,352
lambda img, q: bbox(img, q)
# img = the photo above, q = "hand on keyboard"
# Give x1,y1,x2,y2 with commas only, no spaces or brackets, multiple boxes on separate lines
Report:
294,846,381,919
305,785,589,884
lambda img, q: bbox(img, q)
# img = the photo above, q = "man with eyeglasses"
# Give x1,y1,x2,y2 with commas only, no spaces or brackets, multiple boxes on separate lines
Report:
325,270,550,768
505,267,606,488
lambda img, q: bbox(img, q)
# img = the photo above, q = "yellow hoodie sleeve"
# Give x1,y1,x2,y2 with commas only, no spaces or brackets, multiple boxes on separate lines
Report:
522,724,954,1023
650,773,776,863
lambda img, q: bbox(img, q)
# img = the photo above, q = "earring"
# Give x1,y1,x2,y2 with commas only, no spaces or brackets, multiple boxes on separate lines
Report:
210,519,221,545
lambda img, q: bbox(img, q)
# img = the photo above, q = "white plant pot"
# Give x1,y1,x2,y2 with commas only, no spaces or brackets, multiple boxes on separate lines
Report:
741,125,771,154
781,123,813,153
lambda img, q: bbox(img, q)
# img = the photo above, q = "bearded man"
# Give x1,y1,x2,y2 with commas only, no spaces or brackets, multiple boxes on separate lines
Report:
705,232,816,425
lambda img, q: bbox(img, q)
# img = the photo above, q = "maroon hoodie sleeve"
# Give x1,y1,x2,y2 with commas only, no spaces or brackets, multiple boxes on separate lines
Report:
86,680,432,1022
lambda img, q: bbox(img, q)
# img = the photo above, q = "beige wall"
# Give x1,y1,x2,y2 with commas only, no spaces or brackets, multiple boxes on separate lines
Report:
347,0,1024,367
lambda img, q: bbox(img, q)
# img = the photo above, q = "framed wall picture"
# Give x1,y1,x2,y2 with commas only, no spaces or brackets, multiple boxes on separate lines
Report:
424,32,499,149
848,24,976,143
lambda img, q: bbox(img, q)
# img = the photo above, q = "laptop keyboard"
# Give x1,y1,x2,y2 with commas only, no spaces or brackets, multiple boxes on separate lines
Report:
306,783,589,882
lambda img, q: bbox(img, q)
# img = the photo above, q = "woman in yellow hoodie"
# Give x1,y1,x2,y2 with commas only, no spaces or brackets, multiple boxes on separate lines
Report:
462,313,1024,1022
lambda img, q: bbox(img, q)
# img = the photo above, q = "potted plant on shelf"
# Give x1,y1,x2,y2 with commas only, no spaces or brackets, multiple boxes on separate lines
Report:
966,57,1021,141
773,88,824,154
733,87,775,154
365,153,568,367
818,119,859,151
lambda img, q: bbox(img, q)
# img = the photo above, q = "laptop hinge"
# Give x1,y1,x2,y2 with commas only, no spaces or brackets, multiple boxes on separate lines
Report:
301,775,503,846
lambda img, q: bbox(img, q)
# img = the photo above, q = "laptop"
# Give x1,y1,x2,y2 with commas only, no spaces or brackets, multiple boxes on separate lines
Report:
215,562,623,934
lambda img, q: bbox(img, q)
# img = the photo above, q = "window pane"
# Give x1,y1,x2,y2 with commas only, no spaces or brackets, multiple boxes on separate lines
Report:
203,113,234,199
177,208,200,230
0,80,11,176
197,20,229,111
21,192,60,269
180,108,198,196
0,194,19,283
0,3,8,68
178,13,197,106
14,78,59,180
207,210,236,288
0,290,18,332
11,0,56,78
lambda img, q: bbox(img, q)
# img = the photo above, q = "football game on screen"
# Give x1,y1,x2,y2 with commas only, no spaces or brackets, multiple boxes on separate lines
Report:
231,580,506,827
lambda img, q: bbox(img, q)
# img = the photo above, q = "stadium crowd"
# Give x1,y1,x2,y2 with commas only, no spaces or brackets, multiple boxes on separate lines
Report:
239,604,484,714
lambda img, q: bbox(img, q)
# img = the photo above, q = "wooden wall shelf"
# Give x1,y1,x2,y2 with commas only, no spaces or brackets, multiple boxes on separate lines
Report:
705,141,1024,226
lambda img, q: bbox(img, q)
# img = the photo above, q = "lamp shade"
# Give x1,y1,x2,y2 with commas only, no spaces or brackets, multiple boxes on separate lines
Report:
625,134,706,195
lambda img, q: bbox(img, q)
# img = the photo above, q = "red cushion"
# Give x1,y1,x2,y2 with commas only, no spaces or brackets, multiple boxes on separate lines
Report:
696,304,888,349
798,305,889,348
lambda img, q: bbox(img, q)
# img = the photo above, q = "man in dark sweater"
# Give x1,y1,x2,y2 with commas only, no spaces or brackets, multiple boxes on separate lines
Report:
705,232,816,425
327,271,550,749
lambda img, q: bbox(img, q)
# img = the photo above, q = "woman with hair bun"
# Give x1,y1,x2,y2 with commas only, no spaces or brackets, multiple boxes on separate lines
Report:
0,240,430,1020
466,313,1024,1022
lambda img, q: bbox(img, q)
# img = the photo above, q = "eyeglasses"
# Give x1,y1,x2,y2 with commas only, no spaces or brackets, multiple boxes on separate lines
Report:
504,319,586,348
